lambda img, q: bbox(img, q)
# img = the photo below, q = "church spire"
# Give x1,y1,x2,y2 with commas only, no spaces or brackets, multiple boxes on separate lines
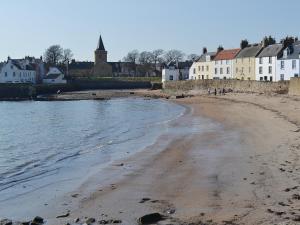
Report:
97,35,105,51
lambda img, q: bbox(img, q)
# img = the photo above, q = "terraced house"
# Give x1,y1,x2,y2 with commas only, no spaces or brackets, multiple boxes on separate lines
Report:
213,48,240,79
255,43,284,81
189,51,216,80
233,45,263,80
276,42,300,81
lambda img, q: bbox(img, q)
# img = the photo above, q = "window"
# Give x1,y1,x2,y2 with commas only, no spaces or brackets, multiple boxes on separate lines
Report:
206,66,209,71
270,76,273,82
227,67,230,74
236,68,238,73
241,67,244,73
280,74,284,81
5,72,7,77
10,65,13,69
13,72,15,77
193,68,196,74
206,75,209,79
260,77,263,81
215,68,217,74
202,75,204,80
259,58,263,64
202,66,204,71
226,60,229,65
269,57,272,64
169,75,173,80
220,68,223,74
264,76,268,81
220,60,223,65
280,61,285,69
249,67,251,73
268,66,272,74
292,60,296,69
259,67,263,74
295,74,299,78
198,66,200,71
215,61,218,65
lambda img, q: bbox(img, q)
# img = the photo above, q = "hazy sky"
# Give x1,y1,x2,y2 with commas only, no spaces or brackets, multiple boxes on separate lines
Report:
0,0,299,62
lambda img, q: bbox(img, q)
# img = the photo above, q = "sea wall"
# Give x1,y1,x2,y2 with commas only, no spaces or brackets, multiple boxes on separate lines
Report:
288,78,300,96
164,80,289,95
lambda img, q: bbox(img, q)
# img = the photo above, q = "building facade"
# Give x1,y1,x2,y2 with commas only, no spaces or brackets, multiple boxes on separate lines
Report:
43,67,67,84
0,58,36,83
255,44,284,81
189,52,216,80
213,49,240,79
276,43,300,81
162,61,192,82
233,45,263,80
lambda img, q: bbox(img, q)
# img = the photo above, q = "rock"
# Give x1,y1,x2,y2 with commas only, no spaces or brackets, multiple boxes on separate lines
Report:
166,208,176,214
71,193,79,198
98,220,108,224
0,219,12,225
32,216,44,224
114,163,124,167
292,194,300,200
56,212,70,218
112,220,122,224
21,222,30,225
139,198,151,203
137,213,165,224
74,218,80,223
85,218,96,224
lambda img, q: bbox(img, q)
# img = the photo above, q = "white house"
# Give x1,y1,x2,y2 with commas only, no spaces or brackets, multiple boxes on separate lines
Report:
255,44,284,82
276,43,300,81
0,58,36,83
162,61,192,82
43,67,67,84
213,49,240,79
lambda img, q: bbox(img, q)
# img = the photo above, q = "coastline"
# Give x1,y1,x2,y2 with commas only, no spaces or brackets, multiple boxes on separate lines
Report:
3,91,300,225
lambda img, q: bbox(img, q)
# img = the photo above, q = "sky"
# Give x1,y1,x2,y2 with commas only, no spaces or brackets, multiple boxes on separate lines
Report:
0,0,299,62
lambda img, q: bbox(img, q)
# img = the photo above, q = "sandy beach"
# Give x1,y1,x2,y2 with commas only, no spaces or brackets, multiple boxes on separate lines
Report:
4,91,300,225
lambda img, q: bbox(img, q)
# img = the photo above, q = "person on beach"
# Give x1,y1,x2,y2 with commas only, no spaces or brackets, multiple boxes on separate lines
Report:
214,88,217,96
219,89,222,95
222,88,226,95
208,88,211,95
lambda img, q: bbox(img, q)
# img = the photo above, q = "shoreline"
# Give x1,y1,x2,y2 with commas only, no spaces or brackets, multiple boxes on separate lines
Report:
2,91,300,224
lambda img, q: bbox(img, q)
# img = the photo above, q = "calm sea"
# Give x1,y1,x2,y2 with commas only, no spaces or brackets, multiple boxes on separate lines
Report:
0,98,185,217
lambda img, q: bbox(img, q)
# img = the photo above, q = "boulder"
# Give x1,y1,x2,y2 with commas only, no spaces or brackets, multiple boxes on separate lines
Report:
137,213,165,224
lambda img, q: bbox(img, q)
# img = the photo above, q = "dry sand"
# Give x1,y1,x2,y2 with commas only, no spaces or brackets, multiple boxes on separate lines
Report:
41,92,300,224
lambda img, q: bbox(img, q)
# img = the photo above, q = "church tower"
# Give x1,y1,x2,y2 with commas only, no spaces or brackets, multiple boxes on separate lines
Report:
94,35,107,65
92,35,113,77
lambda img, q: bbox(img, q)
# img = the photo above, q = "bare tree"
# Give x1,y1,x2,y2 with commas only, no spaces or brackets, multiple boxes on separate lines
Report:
151,49,164,69
138,51,153,76
187,54,199,62
62,49,74,65
123,50,139,76
44,45,63,65
164,50,184,63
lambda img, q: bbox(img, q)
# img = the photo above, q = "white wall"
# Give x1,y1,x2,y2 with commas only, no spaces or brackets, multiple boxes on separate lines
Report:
276,59,300,81
213,60,233,79
255,56,277,81
162,68,180,82
0,61,36,83
43,74,67,84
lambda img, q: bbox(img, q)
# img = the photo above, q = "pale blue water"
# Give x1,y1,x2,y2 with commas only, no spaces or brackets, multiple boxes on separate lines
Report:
0,98,185,211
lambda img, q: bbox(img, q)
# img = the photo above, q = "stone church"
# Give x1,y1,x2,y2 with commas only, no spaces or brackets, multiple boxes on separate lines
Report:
92,36,113,76
68,35,135,77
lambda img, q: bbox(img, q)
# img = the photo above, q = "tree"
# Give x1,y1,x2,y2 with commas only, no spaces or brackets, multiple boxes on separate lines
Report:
164,50,184,63
123,50,139,76
151,49,164,69
217,45,224,52
62,49,73,65
281,36,298,48
138,51,152,64
262,36,276,47
187,54,199,62
240,39,249,49
202,47,208,54
44,45,63,65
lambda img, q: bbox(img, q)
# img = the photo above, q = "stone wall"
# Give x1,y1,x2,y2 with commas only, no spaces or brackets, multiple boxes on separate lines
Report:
164,80,289,95
288,78,300,96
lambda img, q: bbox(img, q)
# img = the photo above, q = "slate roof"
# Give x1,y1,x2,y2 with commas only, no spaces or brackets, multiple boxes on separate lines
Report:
278,43,300,60
236,45,263,58
257,44,284,58
197,52,217,62
69,61,94,70
97,35,105,51
44,74,61,79
214,49,240,60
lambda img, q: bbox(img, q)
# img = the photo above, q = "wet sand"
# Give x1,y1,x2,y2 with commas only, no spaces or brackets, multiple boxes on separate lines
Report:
36,92,300,225
5,91,300,225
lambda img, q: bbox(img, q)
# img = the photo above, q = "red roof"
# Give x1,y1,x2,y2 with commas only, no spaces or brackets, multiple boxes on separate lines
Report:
214,48,240,60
